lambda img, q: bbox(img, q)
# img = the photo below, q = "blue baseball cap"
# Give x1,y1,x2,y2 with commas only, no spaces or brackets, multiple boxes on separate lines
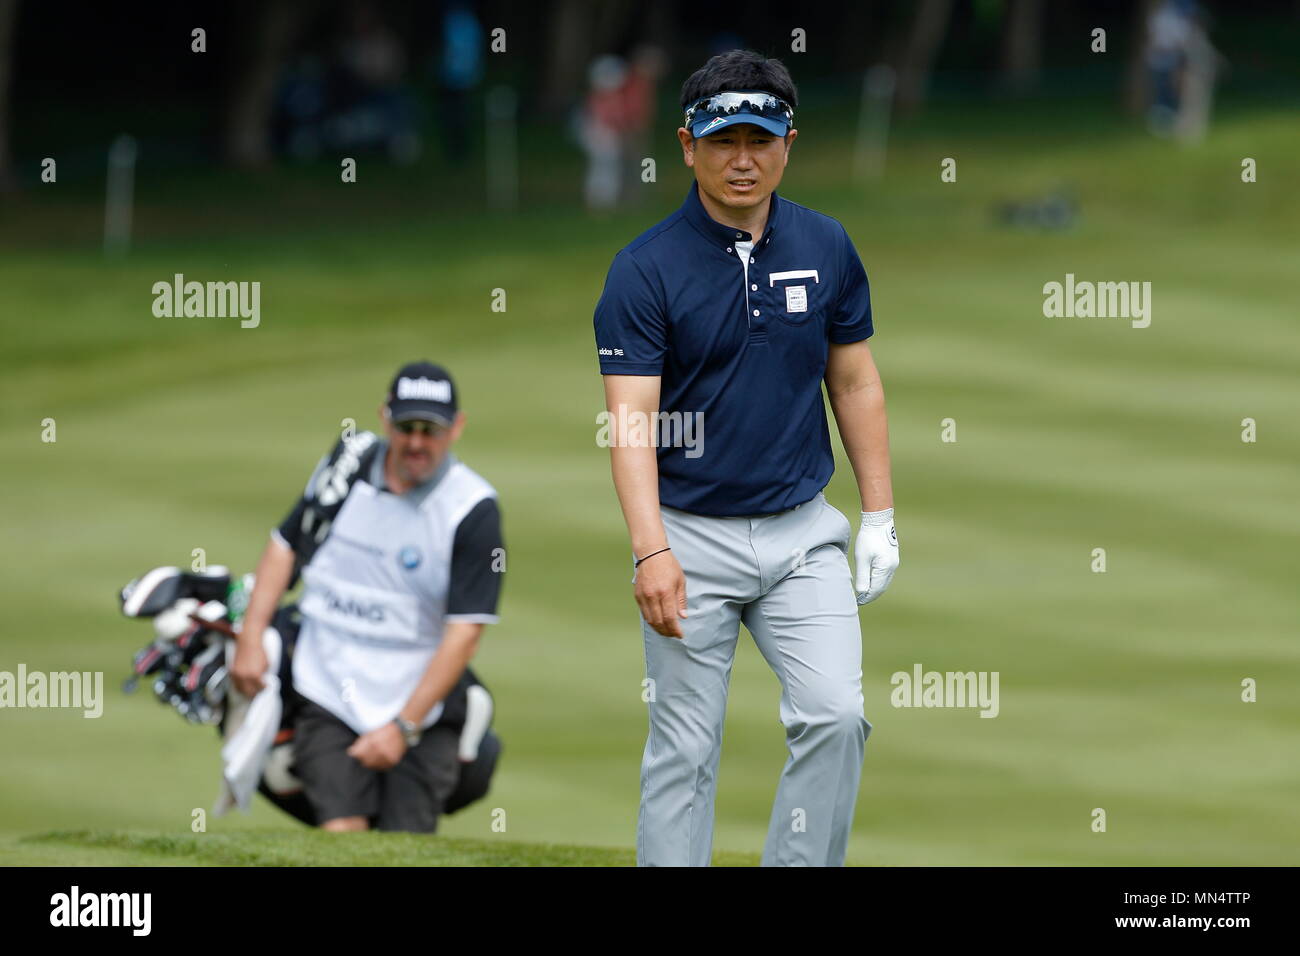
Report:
684,90,794,138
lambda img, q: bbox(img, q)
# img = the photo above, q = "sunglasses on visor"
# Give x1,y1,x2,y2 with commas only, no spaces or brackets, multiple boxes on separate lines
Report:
683,91,794,132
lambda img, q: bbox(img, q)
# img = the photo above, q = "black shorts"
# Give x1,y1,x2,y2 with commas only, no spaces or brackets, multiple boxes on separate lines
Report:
291,699,461,833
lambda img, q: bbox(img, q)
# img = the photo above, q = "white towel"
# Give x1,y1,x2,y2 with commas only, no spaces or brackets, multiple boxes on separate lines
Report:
214,627,283,816
459,684,494,762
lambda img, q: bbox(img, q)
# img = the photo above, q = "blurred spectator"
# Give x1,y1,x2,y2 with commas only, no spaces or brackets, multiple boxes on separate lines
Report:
1145,0,1220,142
274,0,421,163
580,55,628,212
437,0,483,164
339,0,406,89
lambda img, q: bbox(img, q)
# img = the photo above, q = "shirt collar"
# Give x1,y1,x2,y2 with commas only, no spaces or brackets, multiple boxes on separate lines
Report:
680,179,781,250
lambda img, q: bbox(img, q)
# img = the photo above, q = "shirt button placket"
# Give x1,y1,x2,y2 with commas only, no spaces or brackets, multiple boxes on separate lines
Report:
750,248,759,320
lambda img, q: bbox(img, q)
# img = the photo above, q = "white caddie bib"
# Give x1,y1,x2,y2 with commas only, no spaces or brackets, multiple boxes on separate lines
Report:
291,460,497,733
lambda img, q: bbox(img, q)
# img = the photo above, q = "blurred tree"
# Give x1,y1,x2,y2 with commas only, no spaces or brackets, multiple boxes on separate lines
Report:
834,2,878,74
999,0,1043,94
223,0,318,168
1124,0,1160,116
895,0,953,114
541,0,592,115
540,0,644,117
0,0,17,192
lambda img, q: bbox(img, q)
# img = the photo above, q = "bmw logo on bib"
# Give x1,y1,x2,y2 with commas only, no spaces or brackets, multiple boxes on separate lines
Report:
398,546,422,570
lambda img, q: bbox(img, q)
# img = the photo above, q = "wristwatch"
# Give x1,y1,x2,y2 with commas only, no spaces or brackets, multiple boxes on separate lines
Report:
393,716,422,747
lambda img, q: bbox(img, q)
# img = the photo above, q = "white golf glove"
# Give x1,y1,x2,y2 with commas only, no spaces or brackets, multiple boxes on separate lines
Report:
854,508,899,605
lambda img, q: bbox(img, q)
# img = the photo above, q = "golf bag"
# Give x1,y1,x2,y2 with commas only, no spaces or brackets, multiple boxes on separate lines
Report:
119,564,501,825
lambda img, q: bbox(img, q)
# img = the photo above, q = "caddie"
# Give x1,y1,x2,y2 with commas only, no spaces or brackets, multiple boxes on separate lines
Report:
231,360,505,833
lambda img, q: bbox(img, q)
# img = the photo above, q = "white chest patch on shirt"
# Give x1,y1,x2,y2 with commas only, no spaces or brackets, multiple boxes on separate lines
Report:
785,285,808,313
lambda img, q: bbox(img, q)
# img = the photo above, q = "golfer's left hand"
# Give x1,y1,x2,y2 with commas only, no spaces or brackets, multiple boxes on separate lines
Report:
347,723,407,771
854,508,899,605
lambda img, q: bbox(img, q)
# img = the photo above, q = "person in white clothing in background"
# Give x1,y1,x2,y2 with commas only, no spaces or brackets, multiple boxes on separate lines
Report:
232,360,505,832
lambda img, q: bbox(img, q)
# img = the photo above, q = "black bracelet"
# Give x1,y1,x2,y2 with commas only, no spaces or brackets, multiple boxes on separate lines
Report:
634,547,671,568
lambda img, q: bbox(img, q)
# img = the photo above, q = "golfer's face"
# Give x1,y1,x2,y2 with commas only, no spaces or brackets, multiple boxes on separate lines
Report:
684,123,796,212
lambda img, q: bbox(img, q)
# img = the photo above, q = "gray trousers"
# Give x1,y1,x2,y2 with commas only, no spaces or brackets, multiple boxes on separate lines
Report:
636,491,872,866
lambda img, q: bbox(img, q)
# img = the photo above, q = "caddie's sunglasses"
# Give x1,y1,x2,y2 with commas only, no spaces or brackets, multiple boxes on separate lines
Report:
394,419,447,436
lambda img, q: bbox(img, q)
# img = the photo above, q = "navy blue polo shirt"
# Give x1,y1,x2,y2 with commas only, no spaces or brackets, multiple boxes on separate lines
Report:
593,180,874,517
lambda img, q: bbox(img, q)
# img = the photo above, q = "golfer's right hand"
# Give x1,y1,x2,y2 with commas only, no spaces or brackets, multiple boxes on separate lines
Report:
634,550,688,639
231,633,268,697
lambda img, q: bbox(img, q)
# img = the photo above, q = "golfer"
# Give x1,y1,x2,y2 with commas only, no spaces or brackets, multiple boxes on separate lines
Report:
231,361,504,833
593,50,898,866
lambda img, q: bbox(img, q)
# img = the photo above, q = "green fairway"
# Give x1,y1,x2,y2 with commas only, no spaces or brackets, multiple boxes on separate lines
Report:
5,830,761,867
2,96,1297,865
